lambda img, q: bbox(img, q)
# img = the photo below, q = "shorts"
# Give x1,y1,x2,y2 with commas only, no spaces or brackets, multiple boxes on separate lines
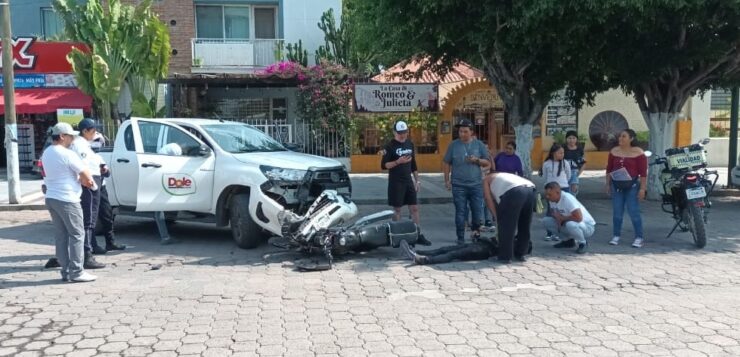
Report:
388,180,418,207
569,168,580,185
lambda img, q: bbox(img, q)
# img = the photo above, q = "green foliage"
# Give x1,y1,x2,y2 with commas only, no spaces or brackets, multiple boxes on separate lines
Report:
635,131,650,144
709,124,729,138
53,0,171,121
286,40,308,67
315,5,382,77
552,131,587,145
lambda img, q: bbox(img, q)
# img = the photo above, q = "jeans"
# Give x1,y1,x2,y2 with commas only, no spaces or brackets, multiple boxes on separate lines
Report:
497,186,536,261
611,181,643,238
569,169,580,195
46,198,85,279
541,217,594,244
416,241,493,264
452,184,484,241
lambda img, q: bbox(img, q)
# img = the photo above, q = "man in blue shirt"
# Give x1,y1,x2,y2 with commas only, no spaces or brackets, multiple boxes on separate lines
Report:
443,118,491,245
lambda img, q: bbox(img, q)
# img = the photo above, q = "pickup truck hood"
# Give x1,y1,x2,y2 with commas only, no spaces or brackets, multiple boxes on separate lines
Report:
232,151,344,170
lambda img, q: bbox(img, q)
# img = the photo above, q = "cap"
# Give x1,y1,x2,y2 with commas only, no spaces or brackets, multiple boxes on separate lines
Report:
77,118,97,132
394,120,409,133
51,122,79,136
455,118,473,128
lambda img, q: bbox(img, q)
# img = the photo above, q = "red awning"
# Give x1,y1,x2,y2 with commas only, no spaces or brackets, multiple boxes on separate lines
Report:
0,88,93,114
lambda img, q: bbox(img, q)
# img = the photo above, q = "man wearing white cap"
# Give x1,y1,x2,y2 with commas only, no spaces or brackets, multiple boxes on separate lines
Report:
381,120,432,246
41,122,97,282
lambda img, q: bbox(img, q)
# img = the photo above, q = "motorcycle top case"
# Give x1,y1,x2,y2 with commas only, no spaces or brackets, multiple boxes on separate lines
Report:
664,144,707,171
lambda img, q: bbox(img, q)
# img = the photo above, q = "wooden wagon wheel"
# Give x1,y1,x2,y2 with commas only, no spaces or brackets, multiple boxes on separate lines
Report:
588,111,629,151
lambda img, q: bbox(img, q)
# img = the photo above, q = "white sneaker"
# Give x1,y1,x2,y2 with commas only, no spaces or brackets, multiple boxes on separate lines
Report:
631,238,644,248
609,236,620,245
70,272,97,283
551,236,561,242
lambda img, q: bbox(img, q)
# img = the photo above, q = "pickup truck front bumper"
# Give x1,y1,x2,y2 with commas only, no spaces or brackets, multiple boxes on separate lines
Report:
258,166,352,222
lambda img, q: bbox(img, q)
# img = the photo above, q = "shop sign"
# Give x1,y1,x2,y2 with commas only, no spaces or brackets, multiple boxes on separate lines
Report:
0,73,77,88
57,109,84,125
354,83,439,113
546,90,577,136
0,37,86,73
0,74,45,88
454,89,504,111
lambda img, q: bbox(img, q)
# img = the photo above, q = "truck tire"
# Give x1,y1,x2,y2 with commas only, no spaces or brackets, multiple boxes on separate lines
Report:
230,194,265,249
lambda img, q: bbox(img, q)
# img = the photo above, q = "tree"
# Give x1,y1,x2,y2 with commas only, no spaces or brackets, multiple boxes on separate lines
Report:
53,0,170,127
597,0,740,198
353,1,608,176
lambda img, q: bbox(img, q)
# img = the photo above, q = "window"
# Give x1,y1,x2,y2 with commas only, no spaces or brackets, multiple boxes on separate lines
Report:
124,126,135,151
41,8,64,39
139,122,201,156
196,5,250,39
254,8,276,39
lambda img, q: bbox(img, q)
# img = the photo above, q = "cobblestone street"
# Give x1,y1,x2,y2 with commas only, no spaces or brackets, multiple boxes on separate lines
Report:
1,198,740,356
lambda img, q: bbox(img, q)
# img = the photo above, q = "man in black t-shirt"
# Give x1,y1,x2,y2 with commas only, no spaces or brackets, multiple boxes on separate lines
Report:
381,121,432,246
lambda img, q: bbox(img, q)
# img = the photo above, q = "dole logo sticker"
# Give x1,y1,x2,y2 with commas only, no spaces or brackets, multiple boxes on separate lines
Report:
162,174,196,195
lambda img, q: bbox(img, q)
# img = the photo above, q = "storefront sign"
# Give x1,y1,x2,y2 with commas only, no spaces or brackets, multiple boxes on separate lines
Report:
546,90,578,136
354,83,438,112
0,73,78,88
0,74,45,88
454,89,504,111
0,38,86,73
57,109,84,125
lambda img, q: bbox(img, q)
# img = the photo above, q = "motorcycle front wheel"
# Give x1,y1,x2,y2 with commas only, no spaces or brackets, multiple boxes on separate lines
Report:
684,205,707,249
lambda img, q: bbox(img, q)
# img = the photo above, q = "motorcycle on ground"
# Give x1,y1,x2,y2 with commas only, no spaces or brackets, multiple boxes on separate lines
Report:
647,138,718,248
274,190,423,270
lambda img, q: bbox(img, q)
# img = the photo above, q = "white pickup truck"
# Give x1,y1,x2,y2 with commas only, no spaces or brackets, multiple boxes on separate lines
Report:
98,117,351,248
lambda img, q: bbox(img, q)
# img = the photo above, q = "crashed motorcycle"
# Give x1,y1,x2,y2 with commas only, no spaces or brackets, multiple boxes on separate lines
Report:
648,138,718,248
275,190,424,269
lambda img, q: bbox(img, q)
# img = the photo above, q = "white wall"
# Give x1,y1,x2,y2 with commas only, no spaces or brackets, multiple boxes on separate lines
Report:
282,0,341,65
704,138,740,167
689,92,712,142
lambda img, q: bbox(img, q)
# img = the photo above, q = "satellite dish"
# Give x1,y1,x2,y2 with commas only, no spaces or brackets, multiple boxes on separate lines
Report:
588,111,629,151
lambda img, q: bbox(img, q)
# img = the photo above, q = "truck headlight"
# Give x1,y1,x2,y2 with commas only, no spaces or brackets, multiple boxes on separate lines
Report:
260,165,308,184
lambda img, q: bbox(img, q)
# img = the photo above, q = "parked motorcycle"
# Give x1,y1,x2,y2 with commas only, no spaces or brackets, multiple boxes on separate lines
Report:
275,190,423,269
647,138,718,248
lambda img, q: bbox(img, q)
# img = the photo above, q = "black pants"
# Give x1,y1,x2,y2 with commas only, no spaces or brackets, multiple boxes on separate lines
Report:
496,186,535,261
81,175,102,254
98,184,115,244
416,241,494,264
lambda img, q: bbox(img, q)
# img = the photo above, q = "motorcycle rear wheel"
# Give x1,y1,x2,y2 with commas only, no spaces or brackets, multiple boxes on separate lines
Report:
684,205,707,249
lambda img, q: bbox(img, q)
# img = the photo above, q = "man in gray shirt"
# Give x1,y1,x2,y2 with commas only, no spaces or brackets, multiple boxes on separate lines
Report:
443,118,491,245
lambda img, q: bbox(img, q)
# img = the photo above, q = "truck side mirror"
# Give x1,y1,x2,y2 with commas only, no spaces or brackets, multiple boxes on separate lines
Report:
198,145,212,157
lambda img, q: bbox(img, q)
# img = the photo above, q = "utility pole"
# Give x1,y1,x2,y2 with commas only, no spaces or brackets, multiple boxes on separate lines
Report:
728,87,739,188
1,1,21,204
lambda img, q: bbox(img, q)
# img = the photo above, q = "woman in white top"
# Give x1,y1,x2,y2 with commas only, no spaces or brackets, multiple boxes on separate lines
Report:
541,143,572,241
483,172,536,263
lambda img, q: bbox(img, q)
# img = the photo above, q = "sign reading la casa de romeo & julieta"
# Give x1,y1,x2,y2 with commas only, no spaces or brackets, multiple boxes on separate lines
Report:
354,83,439,113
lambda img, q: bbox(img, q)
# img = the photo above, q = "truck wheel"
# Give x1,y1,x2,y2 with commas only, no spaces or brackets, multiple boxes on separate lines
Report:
230,194,265,249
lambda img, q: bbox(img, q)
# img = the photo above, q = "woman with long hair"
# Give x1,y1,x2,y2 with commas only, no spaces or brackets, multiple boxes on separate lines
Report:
606,129,648,248
541,143,571,241
564,131,586,194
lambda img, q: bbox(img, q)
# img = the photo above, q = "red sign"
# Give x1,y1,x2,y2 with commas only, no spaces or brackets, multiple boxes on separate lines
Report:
0,37,88,73
168,177,193,189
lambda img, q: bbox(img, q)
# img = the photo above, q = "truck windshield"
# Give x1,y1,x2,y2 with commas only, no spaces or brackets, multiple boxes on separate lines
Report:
202,124,286,153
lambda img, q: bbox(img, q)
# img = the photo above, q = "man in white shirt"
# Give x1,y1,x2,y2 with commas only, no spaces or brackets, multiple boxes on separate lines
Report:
42,122,97,283
541,181,596,254
70,119,107,269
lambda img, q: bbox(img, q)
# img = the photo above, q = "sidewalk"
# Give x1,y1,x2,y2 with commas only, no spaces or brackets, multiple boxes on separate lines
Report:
1,168,737,210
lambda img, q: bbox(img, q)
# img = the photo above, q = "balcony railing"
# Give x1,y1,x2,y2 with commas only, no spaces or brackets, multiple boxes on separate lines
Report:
191,38,284,73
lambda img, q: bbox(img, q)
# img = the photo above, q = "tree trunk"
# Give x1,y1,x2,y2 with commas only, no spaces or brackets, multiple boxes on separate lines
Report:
642,111,679,200
513,124,534,178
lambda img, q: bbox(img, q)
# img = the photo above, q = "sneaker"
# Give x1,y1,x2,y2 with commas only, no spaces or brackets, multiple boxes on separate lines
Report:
416,234,432,246
544,234,553,241
105,243,126,251
83,256,106,269
70,271,97,283
92,245,107,255
551,235,561,242
514,255,527,262
161,237,181,245
44,258,60,269
576,242,588,254
553,239,576,248
631,238,644,248
456,238,465,245
609,236,620,245
61,274,69,282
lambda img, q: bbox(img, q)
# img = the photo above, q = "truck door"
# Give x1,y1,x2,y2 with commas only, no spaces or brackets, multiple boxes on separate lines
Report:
132,119,216,212
110,123,140,206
